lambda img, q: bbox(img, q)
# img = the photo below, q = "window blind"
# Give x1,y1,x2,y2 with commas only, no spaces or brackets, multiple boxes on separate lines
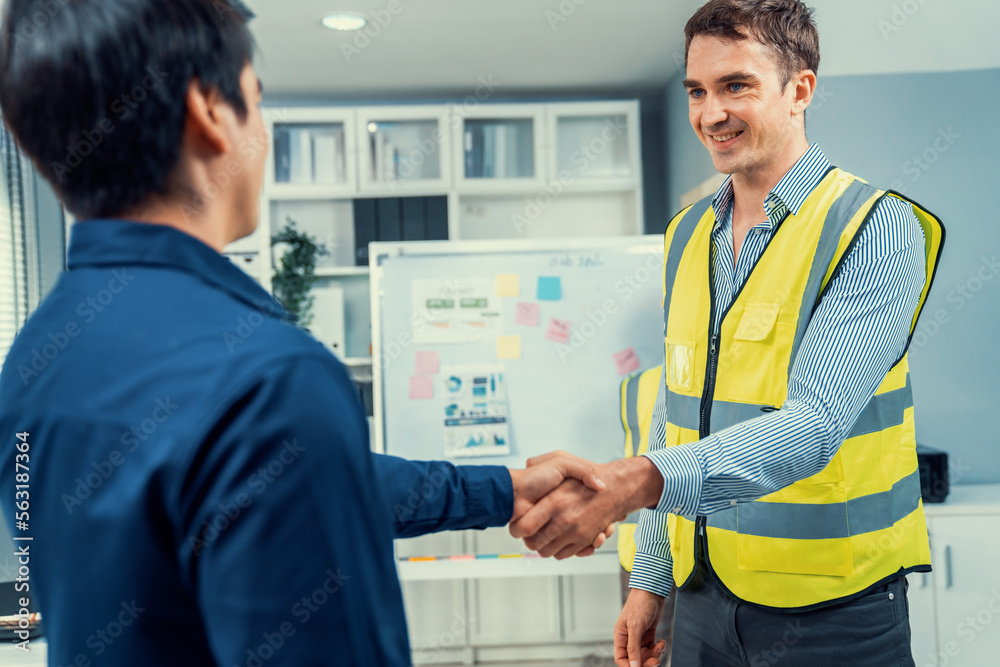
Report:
0,122,31,362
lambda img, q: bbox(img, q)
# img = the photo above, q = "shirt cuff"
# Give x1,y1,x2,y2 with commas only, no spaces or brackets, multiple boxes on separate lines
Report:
463,464,514,528
628,551,674,598
642,445,705,516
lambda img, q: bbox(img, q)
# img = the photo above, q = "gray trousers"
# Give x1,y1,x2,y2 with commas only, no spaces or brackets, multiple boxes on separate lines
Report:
670,557,915,667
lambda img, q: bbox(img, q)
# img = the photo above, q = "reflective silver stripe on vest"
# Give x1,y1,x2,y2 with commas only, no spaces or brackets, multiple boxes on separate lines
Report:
788,179,880,370
623,374,642,458
665,390,701,431
848,374,913,439
666,390,769,433
705,467,922,539
667,373,912,436
710,400,774,434
663,197,714,328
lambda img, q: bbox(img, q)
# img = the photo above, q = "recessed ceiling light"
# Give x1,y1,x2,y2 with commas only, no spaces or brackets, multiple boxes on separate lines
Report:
321,13,367,31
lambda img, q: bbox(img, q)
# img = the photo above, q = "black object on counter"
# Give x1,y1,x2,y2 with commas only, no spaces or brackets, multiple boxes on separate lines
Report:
916,444,949,503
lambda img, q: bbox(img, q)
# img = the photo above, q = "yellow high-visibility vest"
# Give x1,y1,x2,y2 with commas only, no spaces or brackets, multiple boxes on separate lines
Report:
654,168,945,609
617,365,663,572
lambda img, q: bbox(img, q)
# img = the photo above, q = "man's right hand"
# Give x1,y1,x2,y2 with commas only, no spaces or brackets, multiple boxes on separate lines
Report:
509,452,664,559
614,588,668,667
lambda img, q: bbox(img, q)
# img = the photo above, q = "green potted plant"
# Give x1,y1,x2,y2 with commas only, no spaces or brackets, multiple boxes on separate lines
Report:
270,217,329,328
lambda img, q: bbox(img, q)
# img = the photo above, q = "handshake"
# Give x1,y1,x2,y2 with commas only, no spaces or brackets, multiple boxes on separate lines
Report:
506,451,665,559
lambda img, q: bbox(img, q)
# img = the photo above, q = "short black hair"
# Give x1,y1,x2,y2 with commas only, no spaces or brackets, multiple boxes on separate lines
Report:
0,0,256,219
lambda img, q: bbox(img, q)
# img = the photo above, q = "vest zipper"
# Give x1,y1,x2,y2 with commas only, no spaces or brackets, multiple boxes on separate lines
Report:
699,244,720,441
700,333,720,438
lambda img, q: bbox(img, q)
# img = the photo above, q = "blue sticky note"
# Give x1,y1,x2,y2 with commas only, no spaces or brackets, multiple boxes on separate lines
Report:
537,277,562,301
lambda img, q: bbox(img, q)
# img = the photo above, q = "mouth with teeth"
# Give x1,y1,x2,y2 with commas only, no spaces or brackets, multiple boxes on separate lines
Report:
708,130,744,148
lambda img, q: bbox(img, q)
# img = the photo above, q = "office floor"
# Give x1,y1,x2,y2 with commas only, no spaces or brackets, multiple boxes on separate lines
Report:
0,641,618,666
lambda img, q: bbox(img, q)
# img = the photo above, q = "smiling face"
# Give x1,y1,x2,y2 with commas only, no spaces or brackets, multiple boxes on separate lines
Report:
684,32,811,183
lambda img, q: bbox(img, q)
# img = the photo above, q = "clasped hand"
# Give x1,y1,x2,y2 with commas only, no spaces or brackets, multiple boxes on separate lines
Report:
508,451,663,560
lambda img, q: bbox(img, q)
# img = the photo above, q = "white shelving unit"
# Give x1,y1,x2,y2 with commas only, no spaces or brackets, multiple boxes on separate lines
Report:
223,99,645,367
910,485,1000,666
356,105,453,195
218,99,644,665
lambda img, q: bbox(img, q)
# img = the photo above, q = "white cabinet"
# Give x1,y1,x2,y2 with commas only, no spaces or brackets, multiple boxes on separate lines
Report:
263,108,358,198
395,525,620,664
237,100,645,370
910,486,1000,667
908,570,938,666
397,533,470,665
356,106,452,194
451,104,546,194
545,101,642,189
467,528,562,647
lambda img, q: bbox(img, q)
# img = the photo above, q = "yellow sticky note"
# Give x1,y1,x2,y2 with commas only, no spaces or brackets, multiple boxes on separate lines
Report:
497,335,522,359
496,274,520,297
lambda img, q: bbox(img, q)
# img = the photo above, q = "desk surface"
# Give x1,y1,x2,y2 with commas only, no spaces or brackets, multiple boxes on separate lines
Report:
0,638,45,665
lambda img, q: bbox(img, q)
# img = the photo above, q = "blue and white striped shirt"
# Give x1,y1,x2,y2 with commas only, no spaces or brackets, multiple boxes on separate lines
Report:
629,144,926,598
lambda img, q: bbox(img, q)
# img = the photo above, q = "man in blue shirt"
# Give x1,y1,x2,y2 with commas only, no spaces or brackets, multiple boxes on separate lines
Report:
0,1,614,664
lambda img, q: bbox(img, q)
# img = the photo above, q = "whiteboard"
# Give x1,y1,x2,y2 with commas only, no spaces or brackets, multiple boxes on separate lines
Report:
370,236,664,467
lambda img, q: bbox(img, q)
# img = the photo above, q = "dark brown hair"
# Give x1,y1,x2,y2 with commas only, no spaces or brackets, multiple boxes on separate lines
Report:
0,0,256,219
684,0,820,90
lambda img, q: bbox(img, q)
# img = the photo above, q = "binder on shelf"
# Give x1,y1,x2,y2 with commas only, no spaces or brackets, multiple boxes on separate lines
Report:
374,131,398,181
313,133,338,184
274,127,291,182
464,129,474,179
401,197,427,240
383,139,397,181
336,133,346,182
425,196,448,240
494,124,507,179
482,124,495,178
376,198,402,242
353,199,376,266
468,124,484,178
289,127,314,183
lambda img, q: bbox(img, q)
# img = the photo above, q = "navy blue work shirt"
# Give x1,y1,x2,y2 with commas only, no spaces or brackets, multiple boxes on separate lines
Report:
0,220,514,666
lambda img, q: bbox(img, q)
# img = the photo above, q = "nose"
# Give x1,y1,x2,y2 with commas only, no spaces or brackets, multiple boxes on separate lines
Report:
701,93,728,130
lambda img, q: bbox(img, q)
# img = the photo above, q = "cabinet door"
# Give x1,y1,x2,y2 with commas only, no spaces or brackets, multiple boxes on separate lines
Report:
396,533,469,664
468,527,561,646
562,573,621,642
929,514,1000,666
907,570,938,665
451,104,546,194
356,106,451,194
263,108,358,198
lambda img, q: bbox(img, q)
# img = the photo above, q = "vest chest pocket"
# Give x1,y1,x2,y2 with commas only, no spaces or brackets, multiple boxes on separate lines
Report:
733,303,780,341
665,338,696,391
727,303,789,405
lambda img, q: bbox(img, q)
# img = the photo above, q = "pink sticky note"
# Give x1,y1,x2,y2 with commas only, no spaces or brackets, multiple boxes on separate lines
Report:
415,351,439,375
515,302,540,327
613,348,641,376
545,318,572,344
409,376,434,400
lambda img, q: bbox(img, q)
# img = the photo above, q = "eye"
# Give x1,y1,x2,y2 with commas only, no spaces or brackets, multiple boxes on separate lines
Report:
729,83,745,92
689,89,705,99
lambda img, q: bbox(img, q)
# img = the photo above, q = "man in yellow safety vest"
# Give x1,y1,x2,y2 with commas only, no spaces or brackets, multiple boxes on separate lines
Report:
512,1,945,665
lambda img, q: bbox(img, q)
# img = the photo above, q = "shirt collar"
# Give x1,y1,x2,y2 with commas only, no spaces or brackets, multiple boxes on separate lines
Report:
710,143,832,231
67,219,295,322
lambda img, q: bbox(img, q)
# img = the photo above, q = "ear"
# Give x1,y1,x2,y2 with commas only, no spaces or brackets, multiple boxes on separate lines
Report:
789,69,817,118
183,79,230,155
